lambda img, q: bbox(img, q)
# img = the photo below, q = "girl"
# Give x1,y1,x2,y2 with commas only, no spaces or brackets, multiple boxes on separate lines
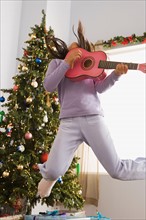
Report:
38,21,146,198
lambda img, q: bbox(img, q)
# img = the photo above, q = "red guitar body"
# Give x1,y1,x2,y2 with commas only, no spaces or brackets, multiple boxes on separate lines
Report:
65,48,107,81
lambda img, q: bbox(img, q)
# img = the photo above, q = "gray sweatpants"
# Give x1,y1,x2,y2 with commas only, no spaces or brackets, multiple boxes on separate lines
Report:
39,115,146,181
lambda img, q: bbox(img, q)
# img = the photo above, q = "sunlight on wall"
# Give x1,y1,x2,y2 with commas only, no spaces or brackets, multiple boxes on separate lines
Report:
99,44,145,173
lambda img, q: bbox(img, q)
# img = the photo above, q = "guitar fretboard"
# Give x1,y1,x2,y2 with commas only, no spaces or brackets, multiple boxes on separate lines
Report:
98,60,138,70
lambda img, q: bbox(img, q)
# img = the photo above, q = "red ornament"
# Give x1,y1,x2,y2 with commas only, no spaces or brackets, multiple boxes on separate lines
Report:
13,85,19,91
25,131,32,139
40,152,49,163
24,50,28,56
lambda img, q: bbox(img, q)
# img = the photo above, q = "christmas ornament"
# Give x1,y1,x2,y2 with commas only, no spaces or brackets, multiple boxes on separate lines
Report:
0,96,5,102
44,92,51,107
0,145,5,150
78,190,82,195
14,103,19,109
25,131,32,140
54,97,59,105
24,50,28,56
46,96,50,107
35,58,42,64
6,123,13,137
57,177,63,184
38,126,43,130
30,34,36,40
31,79,38,88
26,97,33,103
43,115,48,123
18,64,21,70
17,164,23,170
22,66,28,71
13,85,19,91
0,111,5,122
2,171,9,177
17,145,25,152
40,152,49,163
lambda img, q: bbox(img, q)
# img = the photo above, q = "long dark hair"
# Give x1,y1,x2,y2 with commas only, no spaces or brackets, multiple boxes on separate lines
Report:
45,21,92,59
45,37,69,59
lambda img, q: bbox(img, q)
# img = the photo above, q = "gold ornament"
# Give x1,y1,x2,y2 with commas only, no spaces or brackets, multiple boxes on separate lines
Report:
45,91,51,107
30,34,36,40
17,164,23,170
26,97,33,103
18,65,21,70
2,171,9,177
14,104,19,109
31,80,38,88
22,66,28,71
0,144,5,150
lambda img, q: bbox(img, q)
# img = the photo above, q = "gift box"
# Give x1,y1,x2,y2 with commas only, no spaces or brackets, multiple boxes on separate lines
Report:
24,211,111,220
25,217,90,220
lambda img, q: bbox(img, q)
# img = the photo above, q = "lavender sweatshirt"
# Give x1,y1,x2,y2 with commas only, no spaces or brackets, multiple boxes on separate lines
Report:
43,59,121,119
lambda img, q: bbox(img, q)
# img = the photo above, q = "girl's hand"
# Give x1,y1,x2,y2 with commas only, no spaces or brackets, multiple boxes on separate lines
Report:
65,49,82,69
115,63,128,76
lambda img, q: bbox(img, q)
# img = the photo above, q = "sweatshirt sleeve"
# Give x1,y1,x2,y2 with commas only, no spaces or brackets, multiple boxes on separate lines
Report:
43,59,70,92
94,71,121,93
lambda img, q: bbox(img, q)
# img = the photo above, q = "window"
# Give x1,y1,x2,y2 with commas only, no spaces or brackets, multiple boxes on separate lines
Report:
99,44,145,173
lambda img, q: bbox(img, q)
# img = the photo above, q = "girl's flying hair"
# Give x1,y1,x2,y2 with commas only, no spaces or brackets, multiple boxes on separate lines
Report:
72,20,92,52
45,21,92,59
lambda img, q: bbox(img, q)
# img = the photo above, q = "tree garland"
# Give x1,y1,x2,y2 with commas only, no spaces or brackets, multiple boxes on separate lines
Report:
95,32,146,50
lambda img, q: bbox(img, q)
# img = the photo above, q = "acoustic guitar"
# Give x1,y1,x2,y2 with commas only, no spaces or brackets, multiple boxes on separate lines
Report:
65,48,146,81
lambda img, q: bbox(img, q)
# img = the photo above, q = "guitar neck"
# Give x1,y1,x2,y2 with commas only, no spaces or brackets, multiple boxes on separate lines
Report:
98,60,138,70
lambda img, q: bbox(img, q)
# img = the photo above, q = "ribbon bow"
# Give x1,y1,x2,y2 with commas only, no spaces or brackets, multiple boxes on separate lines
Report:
97,212,111,220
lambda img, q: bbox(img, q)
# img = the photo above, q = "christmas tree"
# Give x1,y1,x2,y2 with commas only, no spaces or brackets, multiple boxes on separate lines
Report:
0,10,84,215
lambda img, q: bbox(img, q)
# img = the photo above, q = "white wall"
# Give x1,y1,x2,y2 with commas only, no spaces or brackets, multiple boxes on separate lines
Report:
1,0,22,90
0,0,47,93
46,0,71,44
69,0,145,43
17,0,47,58
98,174,146,220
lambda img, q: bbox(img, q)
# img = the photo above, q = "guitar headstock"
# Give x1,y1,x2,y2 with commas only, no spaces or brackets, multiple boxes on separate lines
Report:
137,63,146,73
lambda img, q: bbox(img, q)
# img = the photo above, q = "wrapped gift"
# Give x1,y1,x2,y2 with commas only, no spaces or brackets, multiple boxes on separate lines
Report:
24,217,111,220
24,210,111,220
25,217,90,220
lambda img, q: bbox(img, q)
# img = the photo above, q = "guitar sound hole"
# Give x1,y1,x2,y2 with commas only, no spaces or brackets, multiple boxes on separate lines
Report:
83,59,93,68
